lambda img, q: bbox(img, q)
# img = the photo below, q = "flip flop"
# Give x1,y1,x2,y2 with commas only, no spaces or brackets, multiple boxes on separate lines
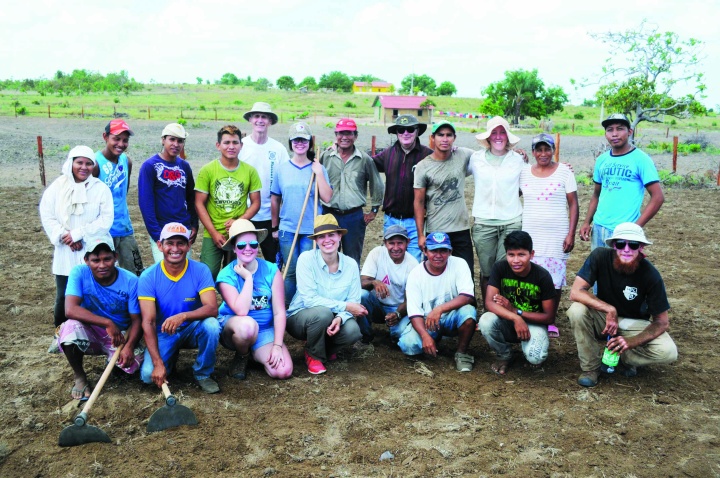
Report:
70,384,91,402
548,324,560,338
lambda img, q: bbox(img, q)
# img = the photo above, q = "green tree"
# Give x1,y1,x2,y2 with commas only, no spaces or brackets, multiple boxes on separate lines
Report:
436,81,457,96
218,73,240,85
196,77,203,85
276,75,296,90
588,20,706,136
400,74,436,95
481,69,567,124
254,77,272,91
351,74,383,83
298,76,318,90
318,71,353,92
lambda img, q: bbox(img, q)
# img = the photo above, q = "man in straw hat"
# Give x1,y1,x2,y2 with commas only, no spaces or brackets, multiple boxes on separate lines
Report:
372,114,433,261
138,123,198,263
286,214,365,375
320,118,384,265
139,222,221,394
58,234,143,400
567,222,677,387
195,124,262,279
240,102,290,263
579,113,664,250
400,232,477,372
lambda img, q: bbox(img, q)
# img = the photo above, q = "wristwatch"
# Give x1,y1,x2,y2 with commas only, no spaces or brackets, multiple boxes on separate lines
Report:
371,206,379,214
516,309,523,316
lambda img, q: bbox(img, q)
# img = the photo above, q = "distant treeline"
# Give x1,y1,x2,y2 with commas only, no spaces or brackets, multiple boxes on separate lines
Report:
0,69,143,96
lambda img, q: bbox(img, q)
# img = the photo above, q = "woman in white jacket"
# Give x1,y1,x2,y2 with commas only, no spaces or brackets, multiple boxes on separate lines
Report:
39,146,114,331
468,117,526,303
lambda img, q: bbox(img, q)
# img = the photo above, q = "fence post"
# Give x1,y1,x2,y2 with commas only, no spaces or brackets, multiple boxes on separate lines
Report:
148,106,151,119
81,106,84,118
14,104,17,118
113,106,116,117
371,135,376,156
672,136,678,173
666,127,669,138
37,136,46,187
554,133,561,162
215,108,217,121
572,123,575,133
48,105,51,118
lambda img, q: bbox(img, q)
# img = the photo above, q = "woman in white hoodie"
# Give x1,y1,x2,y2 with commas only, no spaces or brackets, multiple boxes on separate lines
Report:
40,146,114,331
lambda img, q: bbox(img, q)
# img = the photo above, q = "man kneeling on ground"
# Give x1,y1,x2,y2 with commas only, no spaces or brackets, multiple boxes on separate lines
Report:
401,232,477,372
59,235,143,401
568,222,677,387
479,231,557,375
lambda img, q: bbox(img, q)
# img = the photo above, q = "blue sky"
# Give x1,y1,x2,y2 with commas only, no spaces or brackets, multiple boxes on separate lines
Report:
2,0,718,108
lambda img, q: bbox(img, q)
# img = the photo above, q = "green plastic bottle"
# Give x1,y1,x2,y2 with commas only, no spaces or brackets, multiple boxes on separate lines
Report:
602,335,620,373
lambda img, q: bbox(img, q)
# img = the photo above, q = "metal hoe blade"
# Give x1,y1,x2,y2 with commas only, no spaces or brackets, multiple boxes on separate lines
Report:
58,412,111,447
147,384,198,433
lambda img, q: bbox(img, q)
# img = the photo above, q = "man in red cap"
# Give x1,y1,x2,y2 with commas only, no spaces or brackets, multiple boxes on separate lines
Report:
319,118,384,265
93,119,144,275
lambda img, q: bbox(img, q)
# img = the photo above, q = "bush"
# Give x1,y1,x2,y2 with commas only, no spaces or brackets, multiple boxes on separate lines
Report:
296,111,309,119
17,106,27,115
177,118,187,126
670,119,677,125
233,100,242,105
575,173,593,186
343,101,357,108
324,122,334,128
199,105,206,111
573,112,584,120
328,104,334,109
31,100,40,105
683,133,709,149
113,97,120,104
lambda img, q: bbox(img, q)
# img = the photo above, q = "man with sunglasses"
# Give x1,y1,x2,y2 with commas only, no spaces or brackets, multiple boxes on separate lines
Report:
567,222,677,387
373,115,433,261
319,118,384,265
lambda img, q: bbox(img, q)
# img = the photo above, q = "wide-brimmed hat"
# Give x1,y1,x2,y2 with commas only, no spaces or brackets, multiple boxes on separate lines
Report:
243,102,278,125
601,113,631,129
161,123,188,139
387,114,427,136
223,219,268,251
289,121,312,141
605,222,653,247
308,214,348,239
475,116,520,149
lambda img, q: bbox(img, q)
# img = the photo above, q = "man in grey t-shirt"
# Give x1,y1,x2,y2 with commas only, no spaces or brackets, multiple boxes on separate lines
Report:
413,121,475,275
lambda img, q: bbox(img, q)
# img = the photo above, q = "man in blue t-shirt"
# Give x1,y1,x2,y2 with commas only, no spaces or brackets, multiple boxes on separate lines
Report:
568,223,677,388
139,222,221,394
58,235,143,401
579,113,664,250
93,119,144,275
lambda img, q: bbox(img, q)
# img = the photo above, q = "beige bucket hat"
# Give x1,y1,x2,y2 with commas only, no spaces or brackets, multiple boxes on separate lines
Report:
475,116,520,149
243,102,279,125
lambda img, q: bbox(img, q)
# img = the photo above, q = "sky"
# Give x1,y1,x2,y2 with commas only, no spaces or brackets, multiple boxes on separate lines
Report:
2,0,718,108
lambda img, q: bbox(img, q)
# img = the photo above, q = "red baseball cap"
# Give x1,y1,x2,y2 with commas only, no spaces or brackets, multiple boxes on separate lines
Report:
105,119,134,136
335,118,357,132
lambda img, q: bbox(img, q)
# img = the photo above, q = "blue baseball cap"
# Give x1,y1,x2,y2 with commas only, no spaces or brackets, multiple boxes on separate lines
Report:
426,232,452,251
531,133,555,150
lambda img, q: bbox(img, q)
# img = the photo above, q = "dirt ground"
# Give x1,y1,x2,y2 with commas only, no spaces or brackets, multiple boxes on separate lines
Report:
0,117,719,477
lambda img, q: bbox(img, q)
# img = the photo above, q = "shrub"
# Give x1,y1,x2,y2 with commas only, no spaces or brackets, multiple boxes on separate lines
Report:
177,118,187,126
683,133,709,149
296,111,309,119
573,112,584,120
31,100,40,105
575,173,593,186
17,106,27,115
670,119,677,125
324,122,334,128
343,101,357,108
113,97,120,104
233,100,242,105
328,104,334,109
199,105,206,111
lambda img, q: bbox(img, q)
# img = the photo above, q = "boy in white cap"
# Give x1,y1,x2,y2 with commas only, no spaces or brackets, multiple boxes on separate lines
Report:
93,119,144,275
568,222,677,387
239,102,290,262
138,123,199,263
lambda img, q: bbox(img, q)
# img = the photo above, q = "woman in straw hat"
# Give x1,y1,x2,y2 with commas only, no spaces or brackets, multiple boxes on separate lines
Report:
468,117,527,303
39,146,114,347
285,215,366,375
270,121,332,304
215,219,293,380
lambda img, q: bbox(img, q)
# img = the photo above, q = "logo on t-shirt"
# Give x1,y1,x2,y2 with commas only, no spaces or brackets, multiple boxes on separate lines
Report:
154,163,187,188
623,286,638,301
213,178,245,212
381,275,390,285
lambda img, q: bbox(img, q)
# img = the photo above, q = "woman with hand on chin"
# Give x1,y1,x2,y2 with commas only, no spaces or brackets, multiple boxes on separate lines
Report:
216,219,292,380
286,215,366,375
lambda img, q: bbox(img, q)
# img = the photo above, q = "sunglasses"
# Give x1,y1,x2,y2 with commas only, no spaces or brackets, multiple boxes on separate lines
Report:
291,138,309,144
236,241,260,250
396,127,416,134
613,240,641,250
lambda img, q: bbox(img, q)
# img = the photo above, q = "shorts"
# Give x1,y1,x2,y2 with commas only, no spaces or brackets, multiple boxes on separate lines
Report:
217,314,275,352
58,319,144,374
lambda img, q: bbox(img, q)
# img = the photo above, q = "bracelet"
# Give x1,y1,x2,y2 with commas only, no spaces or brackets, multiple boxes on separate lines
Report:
271,225,279,232
273,343,282,347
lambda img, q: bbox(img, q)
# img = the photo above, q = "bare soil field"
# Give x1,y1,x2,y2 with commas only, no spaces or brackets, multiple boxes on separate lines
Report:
0,117,719,477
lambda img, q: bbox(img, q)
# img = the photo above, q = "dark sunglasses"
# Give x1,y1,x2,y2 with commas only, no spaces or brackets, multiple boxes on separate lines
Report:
613,240,641,250
396,126,416,134
236,241,260,250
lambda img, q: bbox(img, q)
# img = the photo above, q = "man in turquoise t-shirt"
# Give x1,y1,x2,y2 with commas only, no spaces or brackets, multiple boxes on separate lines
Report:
139,222,221,394
579,113,665,250
195,125,262,279
93,119,144,275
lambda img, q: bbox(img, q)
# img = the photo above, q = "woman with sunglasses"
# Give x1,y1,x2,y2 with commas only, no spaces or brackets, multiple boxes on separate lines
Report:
270,121,332,304
215,219,292,380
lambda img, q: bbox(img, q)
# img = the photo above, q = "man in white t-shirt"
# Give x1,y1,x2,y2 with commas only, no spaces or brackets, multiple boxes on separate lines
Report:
401,232,477,372
359,225,419,344
239,102,290,263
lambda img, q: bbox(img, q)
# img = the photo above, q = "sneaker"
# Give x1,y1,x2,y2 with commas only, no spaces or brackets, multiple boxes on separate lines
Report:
577,369,600,388
454,352,475,372
305,350,326,375
228,352,250,380
196,377,220,394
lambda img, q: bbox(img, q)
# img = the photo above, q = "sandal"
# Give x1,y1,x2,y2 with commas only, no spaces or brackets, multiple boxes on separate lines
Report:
70,384,91,402
547,324,560,338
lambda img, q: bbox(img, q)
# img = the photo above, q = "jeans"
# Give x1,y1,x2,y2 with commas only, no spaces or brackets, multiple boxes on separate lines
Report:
567,303,678,372
140,318,221,383
278,229,313,304
384,215,421,262
397,304,477,356
333,209,366,267
478,312,549,364
286,306,362,361
358,289,411,342
54,274,69,327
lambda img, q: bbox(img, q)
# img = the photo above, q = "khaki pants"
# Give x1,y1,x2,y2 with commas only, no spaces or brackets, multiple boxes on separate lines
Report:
567,302,678,372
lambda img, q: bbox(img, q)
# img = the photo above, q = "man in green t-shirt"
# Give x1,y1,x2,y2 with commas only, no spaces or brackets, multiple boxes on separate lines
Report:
196,125,262,278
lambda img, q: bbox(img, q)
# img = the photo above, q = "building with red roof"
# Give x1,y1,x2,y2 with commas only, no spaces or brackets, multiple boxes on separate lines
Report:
372,95,434,125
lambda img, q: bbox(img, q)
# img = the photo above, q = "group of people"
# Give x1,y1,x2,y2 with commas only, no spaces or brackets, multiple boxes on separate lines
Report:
39,102,678,399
